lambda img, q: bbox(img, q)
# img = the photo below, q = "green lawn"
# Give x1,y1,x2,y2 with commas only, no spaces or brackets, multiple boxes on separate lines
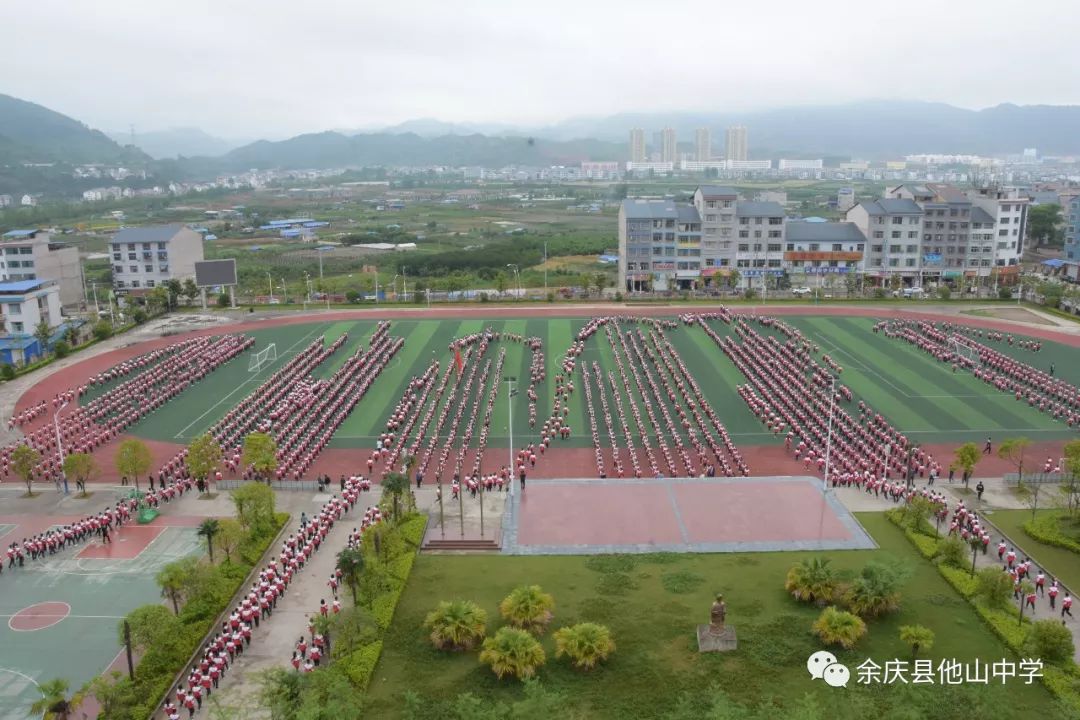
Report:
985,509,1080,591
366,513,1057,719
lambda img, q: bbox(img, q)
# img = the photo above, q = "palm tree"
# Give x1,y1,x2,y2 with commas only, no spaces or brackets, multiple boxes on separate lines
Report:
156,561,188,614
843,562,905,618
899,625,935,658
499,585,555,634
30,678,83,720
336,547,365,605
553,622,615,670
479,627,546,680
812,606,867,650
784,557,839,606
381,472,409,521
425,600,488,651
197,518,220,562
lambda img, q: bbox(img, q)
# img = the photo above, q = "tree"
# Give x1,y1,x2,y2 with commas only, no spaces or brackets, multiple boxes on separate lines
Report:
115,438,151,491
784,556,839,606
230,481,276,535
30,677,84,720
1028,204,1062,247
92,320,113,341
479,627,546,681
213,518,245,563
553,622,615,671
593,273,608,298
336,547,365,606
182,278,199,306
86,672,139,719
974,567,1013,610
198,518,221,562
34,319,53,356
997,437,1031,484
1015,481,1045,523
12,444,41,495
424,599,488,651
494,272,508,296
62,452,99,495
165,278,183,309
381,471,409,521
951,442,980,488
241,432,278,482
120,605,180,654
843,561,909,618
811,606,867,650
1024,619,1074,665
899,625,935,658
156,557,196,614
147,286,170,315
499,585,555,634
727,269,741,291
186,433,223,492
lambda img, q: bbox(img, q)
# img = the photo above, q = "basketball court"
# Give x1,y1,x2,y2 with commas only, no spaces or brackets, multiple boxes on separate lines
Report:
0,510,202,720
501,476,876,555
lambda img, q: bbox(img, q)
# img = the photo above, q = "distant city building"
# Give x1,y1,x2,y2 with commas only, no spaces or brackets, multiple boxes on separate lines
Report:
110,224,204,293
837,187,856,212
679,160,727,172
755,191,788,205
629,128,646,163
726,160,771,171
839,161,869,172
725,126,748,162
0,195,13,208
661,128,678,164
694,128,711,162
778,159,823,171
625,161,675,175
0,229,83,306
581,161,621,180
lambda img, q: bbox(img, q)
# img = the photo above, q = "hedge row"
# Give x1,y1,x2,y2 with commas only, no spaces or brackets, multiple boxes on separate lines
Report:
101,512,288,720
886,510,1080,714
1023,512,1080,555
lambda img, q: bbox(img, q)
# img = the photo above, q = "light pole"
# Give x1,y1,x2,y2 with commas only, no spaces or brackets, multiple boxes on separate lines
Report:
543,241,548,295
54,400,70,494
402,266,407,302
507,264,520,300
822,374,836,493
266,272,274,301
92,283,100,316
392,274,399,301
506,377,517,497
280,277,287,304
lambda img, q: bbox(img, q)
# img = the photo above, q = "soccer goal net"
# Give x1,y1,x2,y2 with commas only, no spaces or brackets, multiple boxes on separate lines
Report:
950,337,979,366
248,343,278,373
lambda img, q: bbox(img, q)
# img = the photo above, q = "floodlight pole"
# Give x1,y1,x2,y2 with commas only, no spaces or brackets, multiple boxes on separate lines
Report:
267,272,274,301
823,375,836,493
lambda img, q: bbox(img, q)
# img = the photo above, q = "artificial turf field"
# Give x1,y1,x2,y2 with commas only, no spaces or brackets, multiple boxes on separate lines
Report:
97,314,1078,467
367,514,1060,719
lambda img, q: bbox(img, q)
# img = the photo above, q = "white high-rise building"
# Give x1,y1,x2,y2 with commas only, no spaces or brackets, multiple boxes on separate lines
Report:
661,128,678,163
694,128,711,162
629,128,646,163
725,126,748,162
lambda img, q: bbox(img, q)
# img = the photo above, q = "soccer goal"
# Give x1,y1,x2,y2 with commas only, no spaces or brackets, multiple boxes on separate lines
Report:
248,343,278,373
951,337,979,365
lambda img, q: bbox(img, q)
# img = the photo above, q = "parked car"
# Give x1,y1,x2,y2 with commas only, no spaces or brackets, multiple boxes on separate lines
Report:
792,286,812,296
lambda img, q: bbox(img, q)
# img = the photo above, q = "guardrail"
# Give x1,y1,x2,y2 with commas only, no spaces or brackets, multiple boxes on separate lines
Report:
1004,472,1070,485
216,479,324,492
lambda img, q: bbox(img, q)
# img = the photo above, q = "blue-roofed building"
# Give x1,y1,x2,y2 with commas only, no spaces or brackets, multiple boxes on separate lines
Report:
0,278,65,365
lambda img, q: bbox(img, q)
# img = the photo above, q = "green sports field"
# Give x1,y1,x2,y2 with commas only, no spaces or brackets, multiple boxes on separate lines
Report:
99,314,1078,459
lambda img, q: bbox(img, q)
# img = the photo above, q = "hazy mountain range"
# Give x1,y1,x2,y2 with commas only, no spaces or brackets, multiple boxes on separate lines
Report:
3,93,1080,195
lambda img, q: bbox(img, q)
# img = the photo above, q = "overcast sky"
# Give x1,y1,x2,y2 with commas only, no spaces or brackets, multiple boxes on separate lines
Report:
4,0,1078,139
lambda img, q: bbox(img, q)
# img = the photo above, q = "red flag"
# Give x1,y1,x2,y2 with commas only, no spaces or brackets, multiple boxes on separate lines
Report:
454,347,464,375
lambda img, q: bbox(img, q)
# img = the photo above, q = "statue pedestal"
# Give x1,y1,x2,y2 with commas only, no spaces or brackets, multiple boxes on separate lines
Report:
697,625,737,653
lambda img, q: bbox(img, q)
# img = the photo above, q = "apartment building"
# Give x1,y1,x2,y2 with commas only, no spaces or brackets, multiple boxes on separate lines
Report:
0,279,64,364
734,201,786,285
694,128,711,162
966,187,1028,278
618,199,702,292
0,229,83,306
845,198,923,283
725,126,747,162
784,221,865,285
1065,195,1080,264
629,128,646,163
110,224,204,292
692,186,738,271
661,128,678,164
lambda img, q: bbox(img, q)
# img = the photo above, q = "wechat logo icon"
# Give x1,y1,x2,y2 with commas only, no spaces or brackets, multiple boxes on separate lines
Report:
807,650,850,688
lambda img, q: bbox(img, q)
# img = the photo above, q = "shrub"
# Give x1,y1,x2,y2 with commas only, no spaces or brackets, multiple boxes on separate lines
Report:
132,308,148,324
743,288,758,300
54,340,71,358
935,535,969,569
784,556,839,606
479,627,546,680
938,565,978,598
843,561,909,618
92,320,113,341
499,585,555,634
974,567,1013,609
425,600,488,651
479,293,489,303
614,291,624,302
937,285,952,300
999,287,1013,300
811,606,866,650
339,640,382,690
1024,619,1075,665
899,624,935,657
1,364,15,380
345,290,361,303
553,622,615,671
546,291,555,303
216,292,229,308
873,287,887,299
1024,512,1080,554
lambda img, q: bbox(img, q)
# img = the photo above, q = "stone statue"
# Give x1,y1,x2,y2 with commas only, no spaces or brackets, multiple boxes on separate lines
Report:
709,594,727,635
